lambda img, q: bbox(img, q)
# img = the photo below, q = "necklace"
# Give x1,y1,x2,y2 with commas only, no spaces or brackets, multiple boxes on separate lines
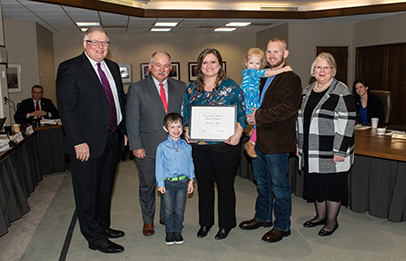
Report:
173,140,179,152
314,78,333,91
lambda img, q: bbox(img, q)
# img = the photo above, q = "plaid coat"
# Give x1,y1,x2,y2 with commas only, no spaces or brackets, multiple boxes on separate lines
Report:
296,78,356,173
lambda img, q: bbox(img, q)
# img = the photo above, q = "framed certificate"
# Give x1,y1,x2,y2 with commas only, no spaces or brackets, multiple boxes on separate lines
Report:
190,105,237,141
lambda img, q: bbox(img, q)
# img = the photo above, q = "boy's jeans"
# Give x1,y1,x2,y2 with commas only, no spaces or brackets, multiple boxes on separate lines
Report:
162,178,187,233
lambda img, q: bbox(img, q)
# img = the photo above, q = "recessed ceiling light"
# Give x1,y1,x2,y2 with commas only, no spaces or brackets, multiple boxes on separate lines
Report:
154,22,178,27
214,27,236,32
150,28,172,32
76,22,101,27
226,22,251,27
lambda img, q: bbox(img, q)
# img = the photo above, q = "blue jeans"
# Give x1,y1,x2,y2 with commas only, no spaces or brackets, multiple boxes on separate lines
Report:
252,147,291,232
162,178,187,233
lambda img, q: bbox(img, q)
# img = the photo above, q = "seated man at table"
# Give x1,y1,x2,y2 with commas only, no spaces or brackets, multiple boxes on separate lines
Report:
15,85,59,123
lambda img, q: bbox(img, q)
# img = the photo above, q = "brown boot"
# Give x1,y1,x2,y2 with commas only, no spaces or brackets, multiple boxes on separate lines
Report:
244,141,257,158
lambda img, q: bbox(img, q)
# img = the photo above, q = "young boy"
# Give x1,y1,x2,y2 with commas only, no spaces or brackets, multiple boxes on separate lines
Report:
156,113,195,245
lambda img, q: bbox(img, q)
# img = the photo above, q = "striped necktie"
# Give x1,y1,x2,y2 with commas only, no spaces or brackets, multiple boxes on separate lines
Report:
97,63,117,132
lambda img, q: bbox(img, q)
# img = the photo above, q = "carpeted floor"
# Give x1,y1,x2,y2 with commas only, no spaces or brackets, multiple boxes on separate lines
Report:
1,159,406,261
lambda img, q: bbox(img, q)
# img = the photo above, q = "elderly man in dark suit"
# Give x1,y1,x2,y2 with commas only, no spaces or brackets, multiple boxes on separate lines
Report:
15,85,59,123
56,27,126,254
126,52,186,236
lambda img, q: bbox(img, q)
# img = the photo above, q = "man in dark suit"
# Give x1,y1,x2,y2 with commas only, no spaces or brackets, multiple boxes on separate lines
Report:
15,85,59,123
56,27,126,254
126,52,186,236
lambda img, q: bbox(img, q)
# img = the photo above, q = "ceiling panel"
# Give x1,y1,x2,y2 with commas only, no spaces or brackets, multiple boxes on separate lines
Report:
1,0,406,34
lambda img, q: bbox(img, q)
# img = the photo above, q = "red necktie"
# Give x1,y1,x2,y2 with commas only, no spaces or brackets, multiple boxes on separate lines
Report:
36,101,43,120
160,83,168,113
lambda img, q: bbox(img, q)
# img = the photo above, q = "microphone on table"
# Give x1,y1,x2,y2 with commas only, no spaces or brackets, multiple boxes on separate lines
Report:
4,96,20,124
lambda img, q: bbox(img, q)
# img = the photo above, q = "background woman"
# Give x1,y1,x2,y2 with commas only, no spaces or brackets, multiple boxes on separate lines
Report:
180,48,246,240
353,79,385,125
296,52,356,236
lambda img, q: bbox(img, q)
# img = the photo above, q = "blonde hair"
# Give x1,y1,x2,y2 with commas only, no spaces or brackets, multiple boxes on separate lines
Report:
310,52,337,77
244,48,266,69
268,38,287,51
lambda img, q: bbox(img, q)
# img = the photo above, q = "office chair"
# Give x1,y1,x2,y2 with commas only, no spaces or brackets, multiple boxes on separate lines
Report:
370,90,391,125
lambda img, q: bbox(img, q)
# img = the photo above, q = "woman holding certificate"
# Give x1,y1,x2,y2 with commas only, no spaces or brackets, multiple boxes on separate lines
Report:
180,48,246,240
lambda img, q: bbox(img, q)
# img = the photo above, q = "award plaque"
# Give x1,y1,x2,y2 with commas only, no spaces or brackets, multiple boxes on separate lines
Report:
189,105,237,141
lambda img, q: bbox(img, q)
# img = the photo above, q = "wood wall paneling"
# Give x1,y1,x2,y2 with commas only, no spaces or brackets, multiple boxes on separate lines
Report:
355,45,386,91
356,43,406,125
385,44,406,125
317,46,348,86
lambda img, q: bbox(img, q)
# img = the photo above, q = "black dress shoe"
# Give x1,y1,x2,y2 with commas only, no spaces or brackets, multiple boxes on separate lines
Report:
303,218,326,228
105,228,125,238
318,224,339,237
239,218,273,230
89,240,124,254
215,228,231,240
197,226,211,238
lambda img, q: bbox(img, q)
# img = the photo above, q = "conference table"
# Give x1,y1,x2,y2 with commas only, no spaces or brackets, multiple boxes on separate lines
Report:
0,124,66,237
240,127,406,222
348,127,406,222
33,125,65,175
0,132,41,237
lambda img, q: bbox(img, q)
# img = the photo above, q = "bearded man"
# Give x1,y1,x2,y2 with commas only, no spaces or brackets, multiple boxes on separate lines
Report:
239,38,302,243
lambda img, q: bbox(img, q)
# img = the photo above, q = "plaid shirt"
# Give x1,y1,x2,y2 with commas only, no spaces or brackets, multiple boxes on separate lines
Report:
296,78,356,173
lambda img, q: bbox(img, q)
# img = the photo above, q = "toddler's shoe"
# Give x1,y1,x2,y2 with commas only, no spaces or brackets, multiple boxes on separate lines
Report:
244,141,257,158
173,232,184,245
165,232,175,245
247,126,254,137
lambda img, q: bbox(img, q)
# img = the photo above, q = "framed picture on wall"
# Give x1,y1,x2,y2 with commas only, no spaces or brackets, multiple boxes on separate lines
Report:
119,63,132,84
7,64,22,93
169,62,180,81
188,62,198,82
140,63,150,80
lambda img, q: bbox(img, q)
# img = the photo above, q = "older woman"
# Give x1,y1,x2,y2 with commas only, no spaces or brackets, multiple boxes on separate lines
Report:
296,52,356,236
353,79,385,125
180,48,246,240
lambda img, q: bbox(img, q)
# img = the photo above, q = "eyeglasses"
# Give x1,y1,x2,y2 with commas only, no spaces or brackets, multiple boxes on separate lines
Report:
314,66,333,71
86,40,109,47
32,92,43,94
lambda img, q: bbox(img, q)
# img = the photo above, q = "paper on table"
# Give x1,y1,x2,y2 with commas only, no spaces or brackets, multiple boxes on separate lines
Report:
41,119,57,125
354,125,372,130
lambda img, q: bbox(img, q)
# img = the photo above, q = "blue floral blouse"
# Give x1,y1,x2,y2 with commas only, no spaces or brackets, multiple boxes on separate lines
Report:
180,78,247,145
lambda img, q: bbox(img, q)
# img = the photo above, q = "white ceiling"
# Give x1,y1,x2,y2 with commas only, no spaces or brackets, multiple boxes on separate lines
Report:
1,0,406,34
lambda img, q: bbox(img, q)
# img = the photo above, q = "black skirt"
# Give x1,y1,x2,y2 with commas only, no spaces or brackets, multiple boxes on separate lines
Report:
303,169,349,203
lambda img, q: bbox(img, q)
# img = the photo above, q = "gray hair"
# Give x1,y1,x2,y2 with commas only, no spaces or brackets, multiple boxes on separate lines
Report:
83,27,109,41
310,52,337,77
150,51,172,64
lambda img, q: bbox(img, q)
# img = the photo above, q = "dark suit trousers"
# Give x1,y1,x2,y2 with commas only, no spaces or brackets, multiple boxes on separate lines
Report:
136,157,163,224
70,131,118,246
192,143,240,229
